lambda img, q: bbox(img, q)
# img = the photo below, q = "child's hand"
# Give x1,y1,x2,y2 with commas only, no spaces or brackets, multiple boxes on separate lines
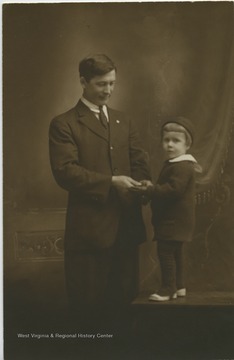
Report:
129,180,154,205
129,183,145,193
140,180,154,193
129,180,154,192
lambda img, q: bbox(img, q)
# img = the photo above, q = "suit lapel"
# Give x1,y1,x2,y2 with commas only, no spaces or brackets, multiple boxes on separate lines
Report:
75,100,109,141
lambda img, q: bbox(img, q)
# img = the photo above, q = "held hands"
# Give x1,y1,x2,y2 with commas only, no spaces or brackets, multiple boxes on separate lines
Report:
111,175,142,191
129,180,154,194
129,179,154,205
112,175,142,205
112,176,154,205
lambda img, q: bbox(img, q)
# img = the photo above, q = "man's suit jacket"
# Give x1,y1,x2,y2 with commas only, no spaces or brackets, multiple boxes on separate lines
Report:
49,100,151,250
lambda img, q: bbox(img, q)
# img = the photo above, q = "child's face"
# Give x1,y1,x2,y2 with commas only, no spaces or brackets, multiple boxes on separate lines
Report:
162,131,189,159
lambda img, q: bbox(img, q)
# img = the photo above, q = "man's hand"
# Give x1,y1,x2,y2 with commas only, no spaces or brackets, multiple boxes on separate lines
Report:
112,175,142,191
140,180,154,193
112,176,142,205
128,179,154,205
129,180,154,194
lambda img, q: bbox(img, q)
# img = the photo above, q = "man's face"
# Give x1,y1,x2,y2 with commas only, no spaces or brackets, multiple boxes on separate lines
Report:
162,131,189,159
81,70,116,106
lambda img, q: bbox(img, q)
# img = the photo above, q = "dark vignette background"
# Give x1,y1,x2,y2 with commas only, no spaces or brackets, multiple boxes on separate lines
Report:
3,3,234,360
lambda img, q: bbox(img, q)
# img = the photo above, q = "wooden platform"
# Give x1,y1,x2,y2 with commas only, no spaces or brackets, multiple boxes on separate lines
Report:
130,291,234,360
132,291,234,307
4,292,234,360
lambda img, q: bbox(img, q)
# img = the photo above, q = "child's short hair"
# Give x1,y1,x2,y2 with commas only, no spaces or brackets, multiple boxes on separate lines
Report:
161,117,194,148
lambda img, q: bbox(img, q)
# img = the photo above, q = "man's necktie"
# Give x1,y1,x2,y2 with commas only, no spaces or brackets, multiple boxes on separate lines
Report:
99,106,108,128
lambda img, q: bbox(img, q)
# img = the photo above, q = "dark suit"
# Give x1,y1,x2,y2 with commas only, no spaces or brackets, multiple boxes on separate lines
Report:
49,100,151,310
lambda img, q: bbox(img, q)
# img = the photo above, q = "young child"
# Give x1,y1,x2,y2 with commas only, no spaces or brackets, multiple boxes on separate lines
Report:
135,117,201,301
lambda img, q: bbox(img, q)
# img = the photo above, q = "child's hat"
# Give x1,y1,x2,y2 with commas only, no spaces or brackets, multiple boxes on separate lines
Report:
162,116,195,144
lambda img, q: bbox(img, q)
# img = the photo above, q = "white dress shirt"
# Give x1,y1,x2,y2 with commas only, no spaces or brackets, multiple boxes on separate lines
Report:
81,96,109,122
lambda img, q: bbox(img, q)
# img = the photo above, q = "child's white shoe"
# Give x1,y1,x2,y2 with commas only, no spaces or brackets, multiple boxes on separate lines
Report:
149,292,177,302
176,288,186,297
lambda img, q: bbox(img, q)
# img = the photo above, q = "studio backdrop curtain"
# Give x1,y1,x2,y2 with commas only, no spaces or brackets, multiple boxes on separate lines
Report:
143,5,234,201
191,14,234,193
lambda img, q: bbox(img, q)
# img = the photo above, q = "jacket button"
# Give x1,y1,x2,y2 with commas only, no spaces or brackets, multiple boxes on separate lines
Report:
110,146,114,150
113,168,118,174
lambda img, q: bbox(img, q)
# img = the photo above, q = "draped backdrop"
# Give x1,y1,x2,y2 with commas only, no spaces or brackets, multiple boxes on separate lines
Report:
3,2,234,209
137,4,234,198
181,11,234,194
3,2,234,300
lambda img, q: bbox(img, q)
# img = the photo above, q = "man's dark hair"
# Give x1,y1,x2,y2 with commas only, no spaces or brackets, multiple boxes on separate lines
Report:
79,54,116,82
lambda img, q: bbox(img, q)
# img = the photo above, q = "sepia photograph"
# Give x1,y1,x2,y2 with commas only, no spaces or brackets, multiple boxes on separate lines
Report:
3,1,234,359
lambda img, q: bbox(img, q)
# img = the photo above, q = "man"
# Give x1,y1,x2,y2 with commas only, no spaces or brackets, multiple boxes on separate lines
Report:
49,54,151,328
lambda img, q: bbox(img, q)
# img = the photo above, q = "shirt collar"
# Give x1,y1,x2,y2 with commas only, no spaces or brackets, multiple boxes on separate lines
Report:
81,96,107,114
169,154,197,163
